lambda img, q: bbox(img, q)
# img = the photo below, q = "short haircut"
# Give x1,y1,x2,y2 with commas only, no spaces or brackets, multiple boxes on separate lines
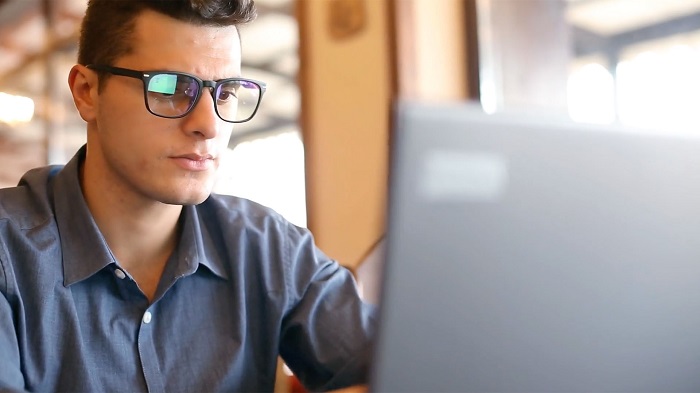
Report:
78,0,257,67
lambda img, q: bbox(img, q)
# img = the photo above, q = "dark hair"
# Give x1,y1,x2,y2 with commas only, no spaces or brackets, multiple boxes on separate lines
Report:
78,0,257,67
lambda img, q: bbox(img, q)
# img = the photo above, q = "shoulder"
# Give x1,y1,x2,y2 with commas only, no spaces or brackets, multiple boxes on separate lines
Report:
0,165,63,229
198,193,323,266
200,193,304,235
0,165,63,292
203,193,285,218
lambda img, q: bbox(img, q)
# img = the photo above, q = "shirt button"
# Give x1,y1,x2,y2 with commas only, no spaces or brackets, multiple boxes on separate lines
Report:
142,311,152,324
114,269,126,280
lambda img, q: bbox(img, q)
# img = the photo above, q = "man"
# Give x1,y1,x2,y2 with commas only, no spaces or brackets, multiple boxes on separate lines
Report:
0,0,376,392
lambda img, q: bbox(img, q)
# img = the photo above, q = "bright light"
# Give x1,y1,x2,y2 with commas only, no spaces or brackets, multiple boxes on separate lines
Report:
0,92,35,124
617,44,700,132
567,62,616,124
215,130,307,228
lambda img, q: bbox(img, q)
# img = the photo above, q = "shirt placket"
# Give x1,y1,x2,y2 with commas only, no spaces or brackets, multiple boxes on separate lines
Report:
137,305,165,393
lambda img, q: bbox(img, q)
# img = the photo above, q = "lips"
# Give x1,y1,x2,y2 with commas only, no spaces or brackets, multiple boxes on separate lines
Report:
175,153,215,161
171,152,216,171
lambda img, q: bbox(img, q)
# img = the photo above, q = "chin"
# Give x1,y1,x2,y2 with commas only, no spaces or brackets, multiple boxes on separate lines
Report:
160,177,216,205
189,193,212,205
157,186,213,206
160,196,209,206
173,190,212,205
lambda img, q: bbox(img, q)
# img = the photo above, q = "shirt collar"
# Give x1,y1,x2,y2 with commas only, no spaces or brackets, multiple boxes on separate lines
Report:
54,146,116,286
55,145,228,286
178,203,229,280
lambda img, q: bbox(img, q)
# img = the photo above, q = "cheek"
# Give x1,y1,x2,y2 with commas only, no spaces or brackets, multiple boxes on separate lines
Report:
96,97,145,140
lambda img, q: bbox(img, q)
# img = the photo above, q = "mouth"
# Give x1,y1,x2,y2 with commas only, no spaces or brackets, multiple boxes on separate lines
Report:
175,152,215,160
171,153,216,172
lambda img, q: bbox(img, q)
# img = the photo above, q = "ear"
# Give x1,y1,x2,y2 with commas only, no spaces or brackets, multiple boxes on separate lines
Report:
68,64,99,123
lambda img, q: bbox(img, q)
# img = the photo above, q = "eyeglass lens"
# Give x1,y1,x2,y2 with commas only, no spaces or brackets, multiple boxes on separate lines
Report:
145,73,261,122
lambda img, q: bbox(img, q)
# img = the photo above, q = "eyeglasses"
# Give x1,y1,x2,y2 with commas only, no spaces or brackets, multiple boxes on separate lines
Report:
86,64,266,123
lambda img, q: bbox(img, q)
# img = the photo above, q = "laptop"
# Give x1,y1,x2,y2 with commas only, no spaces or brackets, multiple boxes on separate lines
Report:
370,101,700,392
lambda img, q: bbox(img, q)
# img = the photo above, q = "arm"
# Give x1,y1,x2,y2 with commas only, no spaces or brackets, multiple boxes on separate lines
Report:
0,242,26,393
0,290,25,392
278,223,377,392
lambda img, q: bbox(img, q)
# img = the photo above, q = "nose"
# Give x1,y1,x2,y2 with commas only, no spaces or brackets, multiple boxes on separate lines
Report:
181,87,221,139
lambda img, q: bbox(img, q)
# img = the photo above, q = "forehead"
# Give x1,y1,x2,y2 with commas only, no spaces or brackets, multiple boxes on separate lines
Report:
121,9,242,77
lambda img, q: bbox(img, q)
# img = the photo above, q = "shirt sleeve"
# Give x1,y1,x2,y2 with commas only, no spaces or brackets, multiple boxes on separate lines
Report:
278,222,378,392
0,253,26,392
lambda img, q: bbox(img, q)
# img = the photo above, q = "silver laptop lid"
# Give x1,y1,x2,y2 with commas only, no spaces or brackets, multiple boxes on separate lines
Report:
371,101,700,392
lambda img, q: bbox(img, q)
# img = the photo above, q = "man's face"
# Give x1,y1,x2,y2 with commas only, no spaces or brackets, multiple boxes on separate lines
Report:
89,9,242,205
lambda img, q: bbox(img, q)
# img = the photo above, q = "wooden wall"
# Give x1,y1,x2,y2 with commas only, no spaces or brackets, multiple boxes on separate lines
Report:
297,0,472,272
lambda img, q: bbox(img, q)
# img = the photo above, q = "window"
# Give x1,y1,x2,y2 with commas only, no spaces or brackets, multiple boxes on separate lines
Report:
567,0,700,132
477,0,700,133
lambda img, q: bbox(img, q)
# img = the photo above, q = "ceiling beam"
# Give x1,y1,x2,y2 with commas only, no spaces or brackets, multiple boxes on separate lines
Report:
573,10,700,58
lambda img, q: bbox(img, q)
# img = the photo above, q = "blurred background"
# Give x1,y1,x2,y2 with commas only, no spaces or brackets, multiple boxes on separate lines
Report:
2,0,700,391
2,0,700,301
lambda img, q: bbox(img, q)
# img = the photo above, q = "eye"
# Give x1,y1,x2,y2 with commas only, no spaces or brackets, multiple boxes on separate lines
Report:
217,87,238,103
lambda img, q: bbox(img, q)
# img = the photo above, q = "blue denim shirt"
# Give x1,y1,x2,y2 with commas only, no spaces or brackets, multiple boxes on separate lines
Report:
0,147,376,392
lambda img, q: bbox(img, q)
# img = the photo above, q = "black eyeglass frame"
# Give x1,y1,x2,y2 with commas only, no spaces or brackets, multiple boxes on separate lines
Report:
86,64,267,123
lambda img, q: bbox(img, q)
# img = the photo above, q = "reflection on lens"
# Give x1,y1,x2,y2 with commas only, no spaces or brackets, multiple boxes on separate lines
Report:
149,74,178,95
143,72,263,122
146,73,199,117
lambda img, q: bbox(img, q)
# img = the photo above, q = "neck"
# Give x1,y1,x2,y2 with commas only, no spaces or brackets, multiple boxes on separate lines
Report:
79,156,182,277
